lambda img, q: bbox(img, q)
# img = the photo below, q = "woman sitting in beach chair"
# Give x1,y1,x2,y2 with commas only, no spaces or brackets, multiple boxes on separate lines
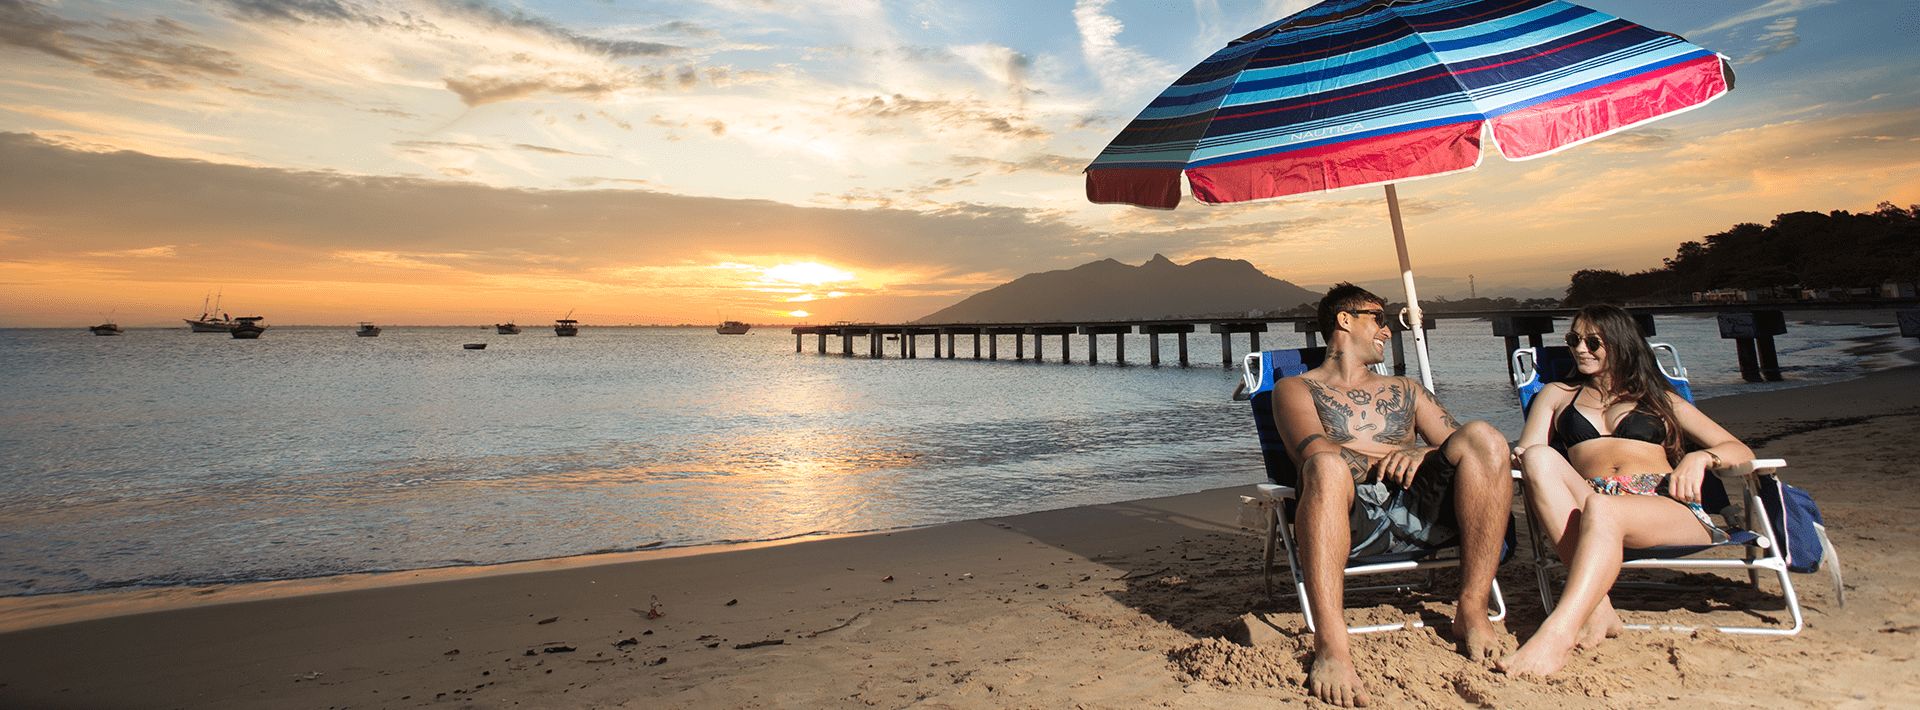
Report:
1499,304,1756,677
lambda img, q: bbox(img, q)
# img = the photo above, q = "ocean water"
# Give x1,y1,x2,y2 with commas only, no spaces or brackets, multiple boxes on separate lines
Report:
0,316,1911,597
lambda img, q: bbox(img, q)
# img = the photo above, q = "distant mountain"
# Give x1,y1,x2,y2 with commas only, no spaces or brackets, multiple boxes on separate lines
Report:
917,254,1321,323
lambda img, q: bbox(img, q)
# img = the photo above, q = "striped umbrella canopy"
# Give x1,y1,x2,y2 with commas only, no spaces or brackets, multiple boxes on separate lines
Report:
1085,0,1732,386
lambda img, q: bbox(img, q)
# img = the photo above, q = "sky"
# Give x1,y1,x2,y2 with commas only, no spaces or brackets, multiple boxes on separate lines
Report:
1,0,1917,326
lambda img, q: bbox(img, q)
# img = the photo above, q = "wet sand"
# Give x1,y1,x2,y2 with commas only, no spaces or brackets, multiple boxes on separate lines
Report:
2,366,1917,708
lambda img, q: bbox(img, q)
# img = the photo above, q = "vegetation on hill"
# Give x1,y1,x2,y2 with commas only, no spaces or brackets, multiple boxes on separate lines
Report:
1565,202,1920,305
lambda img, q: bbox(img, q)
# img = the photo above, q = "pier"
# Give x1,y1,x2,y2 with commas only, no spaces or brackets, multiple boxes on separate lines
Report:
794,301,1919,378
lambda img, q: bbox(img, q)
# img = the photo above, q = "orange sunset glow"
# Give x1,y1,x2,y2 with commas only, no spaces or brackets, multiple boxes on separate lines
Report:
1,1,1917,327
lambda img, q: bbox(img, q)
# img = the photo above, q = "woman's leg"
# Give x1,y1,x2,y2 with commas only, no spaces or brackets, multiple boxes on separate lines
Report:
1499,494,1712,677
1518,447,1617,646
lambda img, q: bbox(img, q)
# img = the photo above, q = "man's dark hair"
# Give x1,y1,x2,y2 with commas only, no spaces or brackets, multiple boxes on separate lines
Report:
1317,283,1385,339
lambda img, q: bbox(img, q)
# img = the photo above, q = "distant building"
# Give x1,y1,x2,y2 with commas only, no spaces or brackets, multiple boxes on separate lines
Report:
1695,288,1763,303
1882,281,1918,299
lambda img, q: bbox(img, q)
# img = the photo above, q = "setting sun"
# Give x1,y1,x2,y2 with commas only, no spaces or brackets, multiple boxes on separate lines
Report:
763,262,855,286
787,310,810,318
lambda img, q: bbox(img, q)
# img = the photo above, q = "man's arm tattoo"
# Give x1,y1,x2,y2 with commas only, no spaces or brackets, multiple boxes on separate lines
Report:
1421,387,1463,430
1302,380,1356,443
1339,448,1372,484
1371,383,1414,444
1293,433,1326,459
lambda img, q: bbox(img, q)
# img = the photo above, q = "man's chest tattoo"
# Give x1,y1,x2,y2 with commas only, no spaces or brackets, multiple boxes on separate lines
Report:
1304,379,1418,445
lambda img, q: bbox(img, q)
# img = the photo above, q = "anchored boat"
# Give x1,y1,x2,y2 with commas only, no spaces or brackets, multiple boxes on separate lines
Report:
355,322,381,337
229,316,267,339
184,292,233,332
716,320,751,335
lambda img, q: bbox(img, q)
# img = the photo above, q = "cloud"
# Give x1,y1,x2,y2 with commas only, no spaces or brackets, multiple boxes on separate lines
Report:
836,94,1048,140
1690,0,1838,36
511,143,604,157
1735,17,1801,66
0,4,246,90
0,0,87,62
84,245,178,258
0,131,1106,284
443,74,627,106
948,153,1084,175
1072,0,1177,98
437,1,683,58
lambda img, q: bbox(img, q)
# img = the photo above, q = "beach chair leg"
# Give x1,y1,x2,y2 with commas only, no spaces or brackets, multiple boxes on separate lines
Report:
1521,485,1559,611
1487,578,1508,623
1743,486,1762,587
1273,511,1315,633
1262,508,1279,601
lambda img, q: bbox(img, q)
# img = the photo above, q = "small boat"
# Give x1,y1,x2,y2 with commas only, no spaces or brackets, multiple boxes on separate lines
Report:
554,318,579,337
89,323,123,336
184,292,233,332
355,322,382,337
229,316,267,339
716,320,751,335
495,323,521,335
463,343,486,350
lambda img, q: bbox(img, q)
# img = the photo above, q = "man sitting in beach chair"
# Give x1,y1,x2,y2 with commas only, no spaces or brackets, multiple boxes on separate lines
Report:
1271,284,1513,707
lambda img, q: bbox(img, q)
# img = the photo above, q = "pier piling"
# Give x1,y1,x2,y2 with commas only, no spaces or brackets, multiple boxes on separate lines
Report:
1140,324,1194,367
1491,315,1556,380
1900,310,1920,340
1079,325,1132,366
1294,320,1320,349
1209,322,1269,368
1718,311,1786,382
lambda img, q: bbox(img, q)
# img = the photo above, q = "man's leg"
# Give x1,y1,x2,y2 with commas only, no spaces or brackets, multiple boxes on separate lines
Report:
1438,420,1513,660
1297,452,1367,707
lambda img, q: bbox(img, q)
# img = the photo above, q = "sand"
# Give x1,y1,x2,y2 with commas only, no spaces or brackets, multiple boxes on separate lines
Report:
3,365,1918,708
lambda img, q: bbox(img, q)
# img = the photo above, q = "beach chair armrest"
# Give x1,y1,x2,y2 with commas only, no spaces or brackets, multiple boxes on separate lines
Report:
1254,482,1297,501
1713,458,1787,482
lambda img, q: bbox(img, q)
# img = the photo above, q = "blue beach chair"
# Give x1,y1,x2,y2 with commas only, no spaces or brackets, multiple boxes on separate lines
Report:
1240,348,1512,634
1511,344,1844,635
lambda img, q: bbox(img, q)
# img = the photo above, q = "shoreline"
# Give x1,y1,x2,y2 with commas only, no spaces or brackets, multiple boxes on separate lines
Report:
4,349,1915,632
3,365,1918,706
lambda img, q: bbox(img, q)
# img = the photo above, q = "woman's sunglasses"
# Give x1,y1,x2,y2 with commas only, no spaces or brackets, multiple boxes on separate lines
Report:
1565,331,1605,351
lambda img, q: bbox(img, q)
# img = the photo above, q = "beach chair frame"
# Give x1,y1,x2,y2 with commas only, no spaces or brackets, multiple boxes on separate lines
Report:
1510,344,1839,636
1241,349,1510,635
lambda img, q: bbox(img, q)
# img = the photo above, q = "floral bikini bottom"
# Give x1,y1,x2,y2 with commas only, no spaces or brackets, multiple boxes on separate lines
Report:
1588,473,1731,544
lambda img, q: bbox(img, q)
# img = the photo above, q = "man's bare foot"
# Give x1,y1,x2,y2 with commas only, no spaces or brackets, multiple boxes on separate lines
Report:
1450,614,1505,661
1497,630,1575,678
1575,604,1624,649
1308,654,1370,707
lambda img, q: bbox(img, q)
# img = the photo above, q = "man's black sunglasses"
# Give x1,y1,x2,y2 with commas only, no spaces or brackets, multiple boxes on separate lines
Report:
1565,331,1605,351
1344,308,1386,321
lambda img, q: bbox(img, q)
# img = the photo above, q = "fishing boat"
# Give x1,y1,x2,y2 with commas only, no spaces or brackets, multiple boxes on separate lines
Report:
495,322,521,335
716,320,751,335
463,343,486,350
355,322,381,337
89,322,123,336
553,319,579,336
229,316,267,339
183,293,233,332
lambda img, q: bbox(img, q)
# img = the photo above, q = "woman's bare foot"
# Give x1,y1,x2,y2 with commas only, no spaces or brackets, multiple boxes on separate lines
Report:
1308,654,1370,707
1575,603,1624,649
1497,629,1575,678
1451,614,1505,661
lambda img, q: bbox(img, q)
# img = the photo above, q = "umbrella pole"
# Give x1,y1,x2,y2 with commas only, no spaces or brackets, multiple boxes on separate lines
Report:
1384,184,1436,391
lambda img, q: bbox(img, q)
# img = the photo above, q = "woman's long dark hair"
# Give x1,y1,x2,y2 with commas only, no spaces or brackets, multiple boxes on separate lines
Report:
1572,304,1686,464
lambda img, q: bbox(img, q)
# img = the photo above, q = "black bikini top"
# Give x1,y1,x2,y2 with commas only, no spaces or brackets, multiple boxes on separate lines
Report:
1555,388,1668,449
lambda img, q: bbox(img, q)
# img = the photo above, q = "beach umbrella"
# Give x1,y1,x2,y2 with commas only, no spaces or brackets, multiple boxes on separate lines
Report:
1085,0,1732,386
